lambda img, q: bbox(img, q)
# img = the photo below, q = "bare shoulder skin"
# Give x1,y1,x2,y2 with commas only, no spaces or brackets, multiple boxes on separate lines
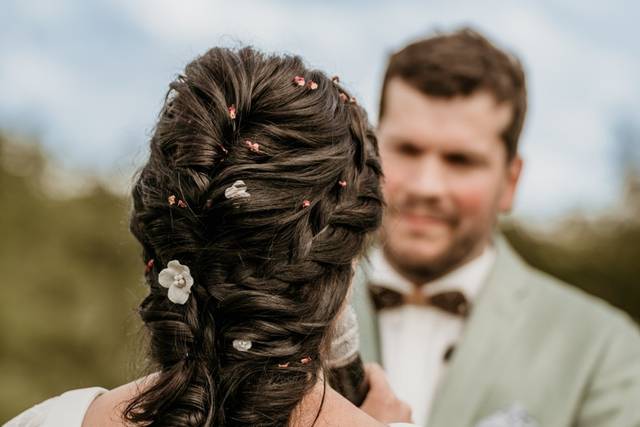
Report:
83,374,385,427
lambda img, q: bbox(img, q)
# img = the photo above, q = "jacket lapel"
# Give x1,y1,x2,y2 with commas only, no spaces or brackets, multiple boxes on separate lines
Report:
427,236,532,427
352,262,382,364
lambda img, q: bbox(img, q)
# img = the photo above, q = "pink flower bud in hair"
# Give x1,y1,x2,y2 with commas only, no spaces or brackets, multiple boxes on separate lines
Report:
245,139,260,153
228,105,237,119
145,259,154,274
293,76,306,86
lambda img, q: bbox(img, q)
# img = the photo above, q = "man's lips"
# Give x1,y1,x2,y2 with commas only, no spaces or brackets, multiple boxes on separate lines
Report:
398,211,452,227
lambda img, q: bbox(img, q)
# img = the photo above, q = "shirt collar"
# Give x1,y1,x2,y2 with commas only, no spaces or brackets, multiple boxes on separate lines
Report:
366,244,496,303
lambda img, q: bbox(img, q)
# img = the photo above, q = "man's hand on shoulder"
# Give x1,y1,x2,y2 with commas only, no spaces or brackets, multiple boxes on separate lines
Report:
359,363,413,425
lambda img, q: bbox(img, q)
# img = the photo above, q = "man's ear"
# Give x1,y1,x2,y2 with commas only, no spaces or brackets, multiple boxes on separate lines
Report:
499,155,523,213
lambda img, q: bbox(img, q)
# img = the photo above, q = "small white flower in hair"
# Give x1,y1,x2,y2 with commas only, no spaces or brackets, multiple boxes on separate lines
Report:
158,260,194,304
225,180,250,200
233,339,252,352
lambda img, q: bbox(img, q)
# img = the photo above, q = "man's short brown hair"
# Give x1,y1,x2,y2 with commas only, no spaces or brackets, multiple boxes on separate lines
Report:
379,28,527,160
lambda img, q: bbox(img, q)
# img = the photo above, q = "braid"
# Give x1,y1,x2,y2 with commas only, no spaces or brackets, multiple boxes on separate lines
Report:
125,47,383,426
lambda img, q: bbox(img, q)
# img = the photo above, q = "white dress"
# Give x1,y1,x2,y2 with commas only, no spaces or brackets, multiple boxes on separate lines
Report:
4,387,107,427
4,388,419,426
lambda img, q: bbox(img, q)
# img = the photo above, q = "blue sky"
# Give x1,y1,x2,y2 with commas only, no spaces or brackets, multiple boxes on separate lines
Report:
1,0,639,219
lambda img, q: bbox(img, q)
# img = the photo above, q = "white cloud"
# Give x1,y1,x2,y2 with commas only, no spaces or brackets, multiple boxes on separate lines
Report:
0,46,157,172
10,0,77,25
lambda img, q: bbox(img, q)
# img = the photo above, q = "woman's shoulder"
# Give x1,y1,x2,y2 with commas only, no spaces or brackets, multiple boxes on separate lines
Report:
5,387,108,427
81,375,159,427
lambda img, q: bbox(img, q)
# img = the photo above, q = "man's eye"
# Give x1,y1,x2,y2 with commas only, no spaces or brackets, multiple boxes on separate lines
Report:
446,154,473,165
397,144,421,156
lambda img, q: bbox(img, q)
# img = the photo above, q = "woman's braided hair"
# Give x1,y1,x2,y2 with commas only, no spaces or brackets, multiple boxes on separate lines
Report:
125,46,383,426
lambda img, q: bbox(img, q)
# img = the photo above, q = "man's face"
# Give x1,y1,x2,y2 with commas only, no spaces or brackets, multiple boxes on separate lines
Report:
378,78,522,282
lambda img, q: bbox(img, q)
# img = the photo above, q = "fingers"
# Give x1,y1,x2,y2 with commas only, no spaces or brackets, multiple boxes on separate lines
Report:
398,401,413,422
364,362,389,390
360,363,414,423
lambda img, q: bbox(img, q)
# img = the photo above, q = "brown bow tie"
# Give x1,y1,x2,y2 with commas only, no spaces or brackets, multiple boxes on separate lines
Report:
368,284,471,317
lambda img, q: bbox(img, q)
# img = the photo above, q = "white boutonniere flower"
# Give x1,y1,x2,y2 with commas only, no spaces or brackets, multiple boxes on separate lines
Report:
158,260,194,304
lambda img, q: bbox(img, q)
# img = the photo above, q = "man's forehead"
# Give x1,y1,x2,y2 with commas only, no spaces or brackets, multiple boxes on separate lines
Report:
380,78,513,145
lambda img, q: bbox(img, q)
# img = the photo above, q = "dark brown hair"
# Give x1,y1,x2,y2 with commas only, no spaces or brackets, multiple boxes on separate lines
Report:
379,27,527,160
125,47,383,426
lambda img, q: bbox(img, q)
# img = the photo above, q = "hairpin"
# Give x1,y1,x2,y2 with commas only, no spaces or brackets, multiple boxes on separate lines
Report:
307,80,318,90
302,200,311,208
338,180,347,188
158,260,194,305
228,105,237,120
232,339,252,352
177,200,187,208
168,195,177,206
293,76,306,87
145,259,155,274
245,139,260,153
225,180,250,200
300,356,312,365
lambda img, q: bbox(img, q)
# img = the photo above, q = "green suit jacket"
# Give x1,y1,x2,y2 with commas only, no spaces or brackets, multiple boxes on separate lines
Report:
352,236,640,427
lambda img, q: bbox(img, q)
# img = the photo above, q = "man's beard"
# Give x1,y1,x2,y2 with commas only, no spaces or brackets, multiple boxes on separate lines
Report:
381,221,487,285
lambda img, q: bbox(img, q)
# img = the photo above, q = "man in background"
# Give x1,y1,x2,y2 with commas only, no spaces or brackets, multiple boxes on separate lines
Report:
354,28,640,426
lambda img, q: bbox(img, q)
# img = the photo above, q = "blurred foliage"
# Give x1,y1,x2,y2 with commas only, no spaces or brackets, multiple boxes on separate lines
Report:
0,133,146,421
503,219,640,323
1,132,639,421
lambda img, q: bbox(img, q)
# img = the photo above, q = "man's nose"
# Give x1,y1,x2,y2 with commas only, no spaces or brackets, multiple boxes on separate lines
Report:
408,155,448,199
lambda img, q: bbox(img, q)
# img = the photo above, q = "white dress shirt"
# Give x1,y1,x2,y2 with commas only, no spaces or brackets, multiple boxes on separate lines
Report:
368,246,496,426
